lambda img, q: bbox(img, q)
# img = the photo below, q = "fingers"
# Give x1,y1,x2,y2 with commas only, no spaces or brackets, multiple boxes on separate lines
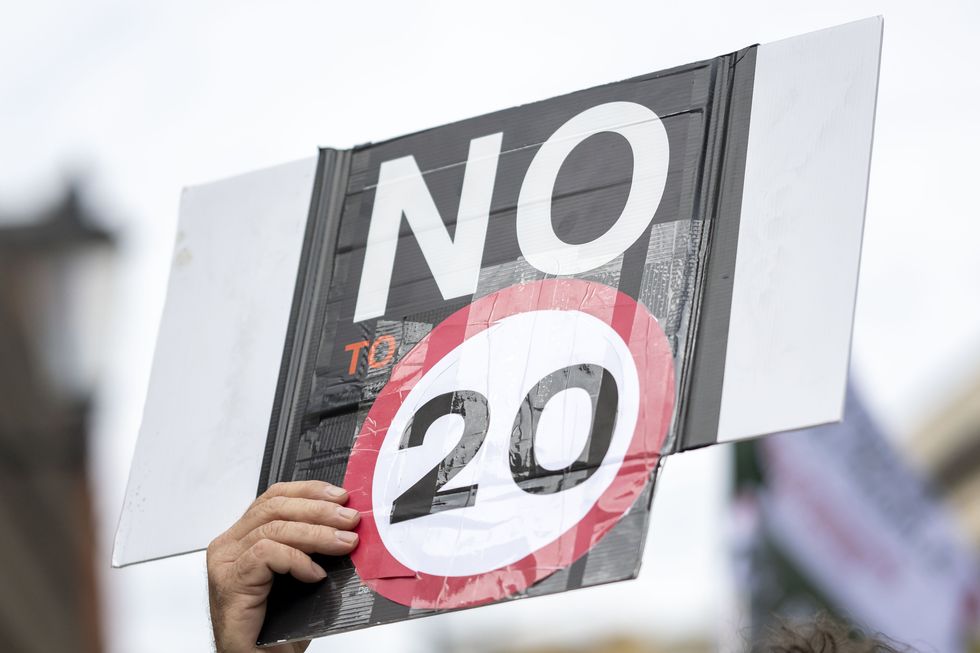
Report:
208,482,355,653
234,539,327,587
230,495,360,540
261,480,348,503
223,481,354,541
239,520,359,556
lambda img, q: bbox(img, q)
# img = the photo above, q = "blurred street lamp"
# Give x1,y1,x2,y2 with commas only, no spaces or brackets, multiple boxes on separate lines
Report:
0,184,115,403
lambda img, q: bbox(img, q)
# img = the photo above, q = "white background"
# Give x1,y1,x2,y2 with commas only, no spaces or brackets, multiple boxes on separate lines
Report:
2,1,979,651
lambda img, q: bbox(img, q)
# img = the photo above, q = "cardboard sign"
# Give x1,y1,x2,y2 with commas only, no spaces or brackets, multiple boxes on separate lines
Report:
113,18,882,645
257,65,722,641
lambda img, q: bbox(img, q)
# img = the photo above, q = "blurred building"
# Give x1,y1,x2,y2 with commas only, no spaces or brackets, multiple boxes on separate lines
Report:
0,187,112,652
910,366,980,552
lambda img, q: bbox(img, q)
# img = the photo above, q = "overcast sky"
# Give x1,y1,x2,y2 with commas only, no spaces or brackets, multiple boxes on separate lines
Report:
2,1,979,651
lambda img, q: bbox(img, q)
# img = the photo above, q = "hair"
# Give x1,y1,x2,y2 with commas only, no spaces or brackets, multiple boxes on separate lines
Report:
754,613,915,653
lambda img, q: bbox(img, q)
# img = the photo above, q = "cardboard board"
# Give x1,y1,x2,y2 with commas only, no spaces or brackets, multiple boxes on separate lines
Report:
113,17,882,646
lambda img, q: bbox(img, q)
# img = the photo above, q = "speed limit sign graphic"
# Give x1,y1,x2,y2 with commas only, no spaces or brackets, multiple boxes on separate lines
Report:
345,278,675,609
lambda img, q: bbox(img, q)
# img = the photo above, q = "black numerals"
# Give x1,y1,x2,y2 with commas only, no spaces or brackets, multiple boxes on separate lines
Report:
389,390,489,524
509,364,618,494
389,364,619,523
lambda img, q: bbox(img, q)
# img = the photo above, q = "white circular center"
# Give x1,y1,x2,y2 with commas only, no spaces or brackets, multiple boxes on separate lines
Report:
533,387,593,471
371,309,639,576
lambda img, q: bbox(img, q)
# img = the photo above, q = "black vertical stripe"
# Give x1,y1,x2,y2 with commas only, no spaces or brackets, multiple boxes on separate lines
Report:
259,149,352,492
680,46,758,450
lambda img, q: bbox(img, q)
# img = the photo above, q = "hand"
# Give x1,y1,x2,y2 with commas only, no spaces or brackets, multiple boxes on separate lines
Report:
206,481,360,653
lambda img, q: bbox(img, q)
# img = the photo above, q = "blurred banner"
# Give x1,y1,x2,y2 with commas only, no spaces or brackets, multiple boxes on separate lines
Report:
732,385,980,652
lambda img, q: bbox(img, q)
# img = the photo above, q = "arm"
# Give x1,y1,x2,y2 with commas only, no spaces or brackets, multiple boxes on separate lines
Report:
206,480,360,653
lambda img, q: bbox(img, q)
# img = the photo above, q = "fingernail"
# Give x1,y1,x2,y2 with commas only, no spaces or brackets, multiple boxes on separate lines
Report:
337,507,358,520
336,530,358,544
325,486,347,500
311,563,327,580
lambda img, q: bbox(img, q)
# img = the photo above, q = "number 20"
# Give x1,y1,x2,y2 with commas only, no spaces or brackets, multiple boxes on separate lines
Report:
389,363,619,524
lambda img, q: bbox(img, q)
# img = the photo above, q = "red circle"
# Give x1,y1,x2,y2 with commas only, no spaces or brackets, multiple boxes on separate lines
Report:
344,279,674,609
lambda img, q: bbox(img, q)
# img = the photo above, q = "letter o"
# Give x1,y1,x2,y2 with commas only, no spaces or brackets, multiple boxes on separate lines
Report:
516,101,669,275
368,335,397,369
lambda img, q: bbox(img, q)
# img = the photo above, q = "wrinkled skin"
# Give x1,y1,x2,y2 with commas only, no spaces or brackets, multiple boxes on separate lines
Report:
206,481,360,653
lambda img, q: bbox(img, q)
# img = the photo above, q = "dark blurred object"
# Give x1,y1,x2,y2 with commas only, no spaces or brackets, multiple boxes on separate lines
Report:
483,635,712,653
0,185,112,652
911,367,980,552
755,612,914,652
731,385,980,652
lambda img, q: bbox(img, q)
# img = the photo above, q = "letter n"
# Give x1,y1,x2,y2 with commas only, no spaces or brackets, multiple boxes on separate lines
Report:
353,133,503,322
